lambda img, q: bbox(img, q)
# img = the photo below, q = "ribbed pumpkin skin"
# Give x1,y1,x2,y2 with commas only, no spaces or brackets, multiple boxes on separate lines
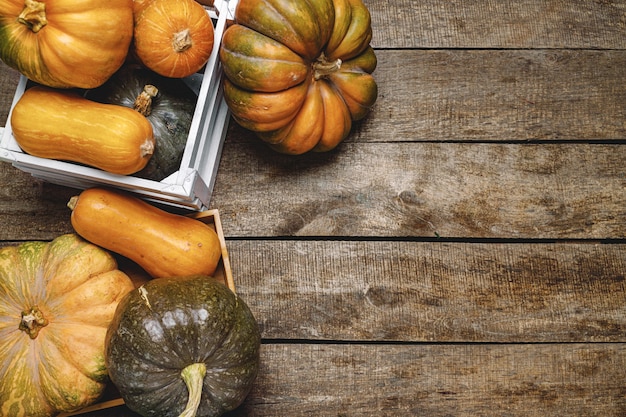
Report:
0,0,133,89
11,86,155,175
0,234,135,417
219,0,378,154
133,0,215,78
105,275,261,417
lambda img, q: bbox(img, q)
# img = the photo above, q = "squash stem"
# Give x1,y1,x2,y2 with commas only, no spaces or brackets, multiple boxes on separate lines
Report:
18,0,47,33
133,85,159,117
19,306,49,339
172,29,193,53
178,362,207,417
313,53,342,80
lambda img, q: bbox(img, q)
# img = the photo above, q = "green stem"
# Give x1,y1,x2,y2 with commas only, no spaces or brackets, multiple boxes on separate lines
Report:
178,362,207,417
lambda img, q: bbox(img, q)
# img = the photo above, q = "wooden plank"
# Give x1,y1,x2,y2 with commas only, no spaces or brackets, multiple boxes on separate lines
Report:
227,343,626,417
210,142,626,239
359,50,626,141
229,240,626,343
73,343,626,417
367,0,626,49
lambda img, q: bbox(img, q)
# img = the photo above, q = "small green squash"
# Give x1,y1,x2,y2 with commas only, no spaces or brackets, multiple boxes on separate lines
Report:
86,65,197,181
105,275,261,417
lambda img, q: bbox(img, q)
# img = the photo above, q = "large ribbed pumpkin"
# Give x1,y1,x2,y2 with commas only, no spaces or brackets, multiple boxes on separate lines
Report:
219,0,378,154
0,0,133,88
0,234,135,417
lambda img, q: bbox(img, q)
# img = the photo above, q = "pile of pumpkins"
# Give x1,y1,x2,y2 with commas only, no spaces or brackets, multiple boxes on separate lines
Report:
0,186,261,417
0,0,379,415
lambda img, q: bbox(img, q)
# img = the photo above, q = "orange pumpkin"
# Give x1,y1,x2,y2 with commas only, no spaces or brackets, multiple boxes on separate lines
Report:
0,0,133,88
133,0,215,78
219,0,378,154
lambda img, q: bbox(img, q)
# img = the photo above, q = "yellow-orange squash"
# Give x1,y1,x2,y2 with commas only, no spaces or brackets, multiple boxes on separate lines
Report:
133,0,215,78
0,233,135,417
68,187,222,279
10,86,155,175
219,0,378,154
0,0,134,89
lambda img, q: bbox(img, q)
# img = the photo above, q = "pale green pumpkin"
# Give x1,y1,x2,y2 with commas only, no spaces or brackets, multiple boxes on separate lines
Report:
0,234,135,417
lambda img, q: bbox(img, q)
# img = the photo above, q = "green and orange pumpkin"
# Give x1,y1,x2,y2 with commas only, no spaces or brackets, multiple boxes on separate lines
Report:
219,0,378,154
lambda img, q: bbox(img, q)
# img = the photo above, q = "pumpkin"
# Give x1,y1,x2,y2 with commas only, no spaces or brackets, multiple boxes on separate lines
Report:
10,85,155,175
0,233,135,417
133,0,215,78
219,0,378,154
67,187,222,279
0,0,133,89
86,64,197,181
105,275,261,417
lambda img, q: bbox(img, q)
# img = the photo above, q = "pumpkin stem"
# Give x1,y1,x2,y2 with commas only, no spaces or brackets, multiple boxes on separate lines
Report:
313,53,342,80
178,362,207,417
140,139,155,157
19,306,49,339
18,0,47,33
133,85,159,117
172,29,193,53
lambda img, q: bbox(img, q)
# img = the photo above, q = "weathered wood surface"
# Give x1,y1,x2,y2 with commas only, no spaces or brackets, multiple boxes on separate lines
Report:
367,0,626,49
0,0,625,415
211,141,626,239
229,240,626,343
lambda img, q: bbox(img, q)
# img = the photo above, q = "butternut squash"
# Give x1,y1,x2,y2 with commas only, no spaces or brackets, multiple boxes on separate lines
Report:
67,187,222,279
10,86,155,175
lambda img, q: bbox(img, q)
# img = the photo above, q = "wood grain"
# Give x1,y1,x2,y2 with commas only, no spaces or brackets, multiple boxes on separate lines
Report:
229,240,626,343
0,62,19,126
210,142,626,239
367,0,626,49
232,343,626,416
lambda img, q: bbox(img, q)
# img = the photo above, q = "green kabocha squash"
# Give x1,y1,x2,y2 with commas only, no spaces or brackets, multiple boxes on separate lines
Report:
219,0,378,154
86,65,197,181
105,275,261,417
0,233,135,417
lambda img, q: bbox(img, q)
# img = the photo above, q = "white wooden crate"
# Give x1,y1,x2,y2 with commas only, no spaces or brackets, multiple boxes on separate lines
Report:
0,0,237,211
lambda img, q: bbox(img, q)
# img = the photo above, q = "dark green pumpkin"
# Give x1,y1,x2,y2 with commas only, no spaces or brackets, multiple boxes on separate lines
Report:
86,65,197,181
105,275,261,417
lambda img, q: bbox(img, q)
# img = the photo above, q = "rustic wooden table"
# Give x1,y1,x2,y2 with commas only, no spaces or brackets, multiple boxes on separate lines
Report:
1,1,625,416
